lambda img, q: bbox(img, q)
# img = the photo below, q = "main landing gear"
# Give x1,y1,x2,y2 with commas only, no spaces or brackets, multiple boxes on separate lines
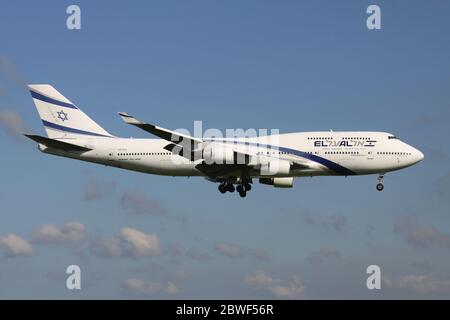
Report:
218,182,252,198
218,183,234,193
376,174,384,192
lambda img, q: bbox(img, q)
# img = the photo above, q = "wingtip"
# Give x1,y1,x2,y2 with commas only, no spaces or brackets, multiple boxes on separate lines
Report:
118,112,142,125
23,134,39,143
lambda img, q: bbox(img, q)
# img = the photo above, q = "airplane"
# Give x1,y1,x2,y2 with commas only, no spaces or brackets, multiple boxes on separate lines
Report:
25,84,424,198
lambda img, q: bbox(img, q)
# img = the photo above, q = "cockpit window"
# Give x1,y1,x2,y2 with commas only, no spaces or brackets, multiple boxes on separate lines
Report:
388,136,398,140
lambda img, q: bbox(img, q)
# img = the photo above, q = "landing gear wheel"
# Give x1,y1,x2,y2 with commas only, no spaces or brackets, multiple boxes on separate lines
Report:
227,184,235,193
244,183,251,191
239,190,247,198
376,174,385,192
236,185,244,193
218,184,227,194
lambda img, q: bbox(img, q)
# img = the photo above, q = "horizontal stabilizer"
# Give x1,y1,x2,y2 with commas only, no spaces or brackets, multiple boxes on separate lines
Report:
24,134,92,152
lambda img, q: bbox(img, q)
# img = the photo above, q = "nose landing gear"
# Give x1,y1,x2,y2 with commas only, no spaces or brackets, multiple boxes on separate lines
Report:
376,174,384,191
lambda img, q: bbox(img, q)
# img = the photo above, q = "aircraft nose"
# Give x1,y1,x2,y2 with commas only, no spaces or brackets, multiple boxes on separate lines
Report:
413,148,424,163
417,149,424,161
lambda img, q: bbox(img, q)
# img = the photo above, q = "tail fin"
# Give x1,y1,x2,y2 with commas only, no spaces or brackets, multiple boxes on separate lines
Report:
28,84,112,139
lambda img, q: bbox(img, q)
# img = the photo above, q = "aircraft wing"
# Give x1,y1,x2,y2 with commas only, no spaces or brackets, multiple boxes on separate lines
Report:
25,134,92,152
118,112,202,147
118,112,314,177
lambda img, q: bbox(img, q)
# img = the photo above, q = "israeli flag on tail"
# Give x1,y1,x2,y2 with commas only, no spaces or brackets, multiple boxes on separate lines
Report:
28,84,112,139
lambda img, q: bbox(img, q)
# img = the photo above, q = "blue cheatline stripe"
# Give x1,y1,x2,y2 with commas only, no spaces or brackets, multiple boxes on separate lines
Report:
207,138,357,176
30,90,78,110
42,120,112,137
277,145,356,176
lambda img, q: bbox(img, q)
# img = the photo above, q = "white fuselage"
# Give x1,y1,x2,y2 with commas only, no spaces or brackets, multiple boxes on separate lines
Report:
39,131,424,178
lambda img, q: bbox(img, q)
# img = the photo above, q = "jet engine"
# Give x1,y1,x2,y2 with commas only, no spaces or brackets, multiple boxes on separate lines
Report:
259,159,291,175
259,177,294,188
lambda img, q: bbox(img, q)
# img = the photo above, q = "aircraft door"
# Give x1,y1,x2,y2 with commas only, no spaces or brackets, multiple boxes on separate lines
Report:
107,149,116,162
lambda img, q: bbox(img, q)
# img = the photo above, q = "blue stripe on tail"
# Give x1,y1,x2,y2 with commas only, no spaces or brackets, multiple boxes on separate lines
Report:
30,90,78,110
42,120,112,137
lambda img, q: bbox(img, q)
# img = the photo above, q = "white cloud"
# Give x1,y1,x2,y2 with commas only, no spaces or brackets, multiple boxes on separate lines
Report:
244,270,274,287
244,270,305,299
120,191,165,215
214,243,241,258
91,228,161,258
167,244,212,262
32,222,86,245
164,282,179,294
0,57,27,88
185,248,212,262
329,214,347,233
384,275,450,294
214,242,270,260
269,277,304,299
0,233,34,257
83,180,116,201
0,109,26,140
123,278,179,295
91,237,123,257
307,246,341,265
301,212,347,233
124,278,146,291
394,216,450,250
119,227,161,257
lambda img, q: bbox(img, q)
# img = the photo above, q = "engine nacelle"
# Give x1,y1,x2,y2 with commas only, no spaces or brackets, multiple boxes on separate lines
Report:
203,144,235,164
260,159,291,176
259,177,294,188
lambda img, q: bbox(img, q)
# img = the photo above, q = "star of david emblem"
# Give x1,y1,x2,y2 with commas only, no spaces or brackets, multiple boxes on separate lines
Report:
57,110,69,122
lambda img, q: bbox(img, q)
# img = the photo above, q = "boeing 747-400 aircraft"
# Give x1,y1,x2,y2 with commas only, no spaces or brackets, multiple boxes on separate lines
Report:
26,85,424,198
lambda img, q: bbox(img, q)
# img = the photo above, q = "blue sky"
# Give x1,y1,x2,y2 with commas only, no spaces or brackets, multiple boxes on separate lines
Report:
0,0,450,299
